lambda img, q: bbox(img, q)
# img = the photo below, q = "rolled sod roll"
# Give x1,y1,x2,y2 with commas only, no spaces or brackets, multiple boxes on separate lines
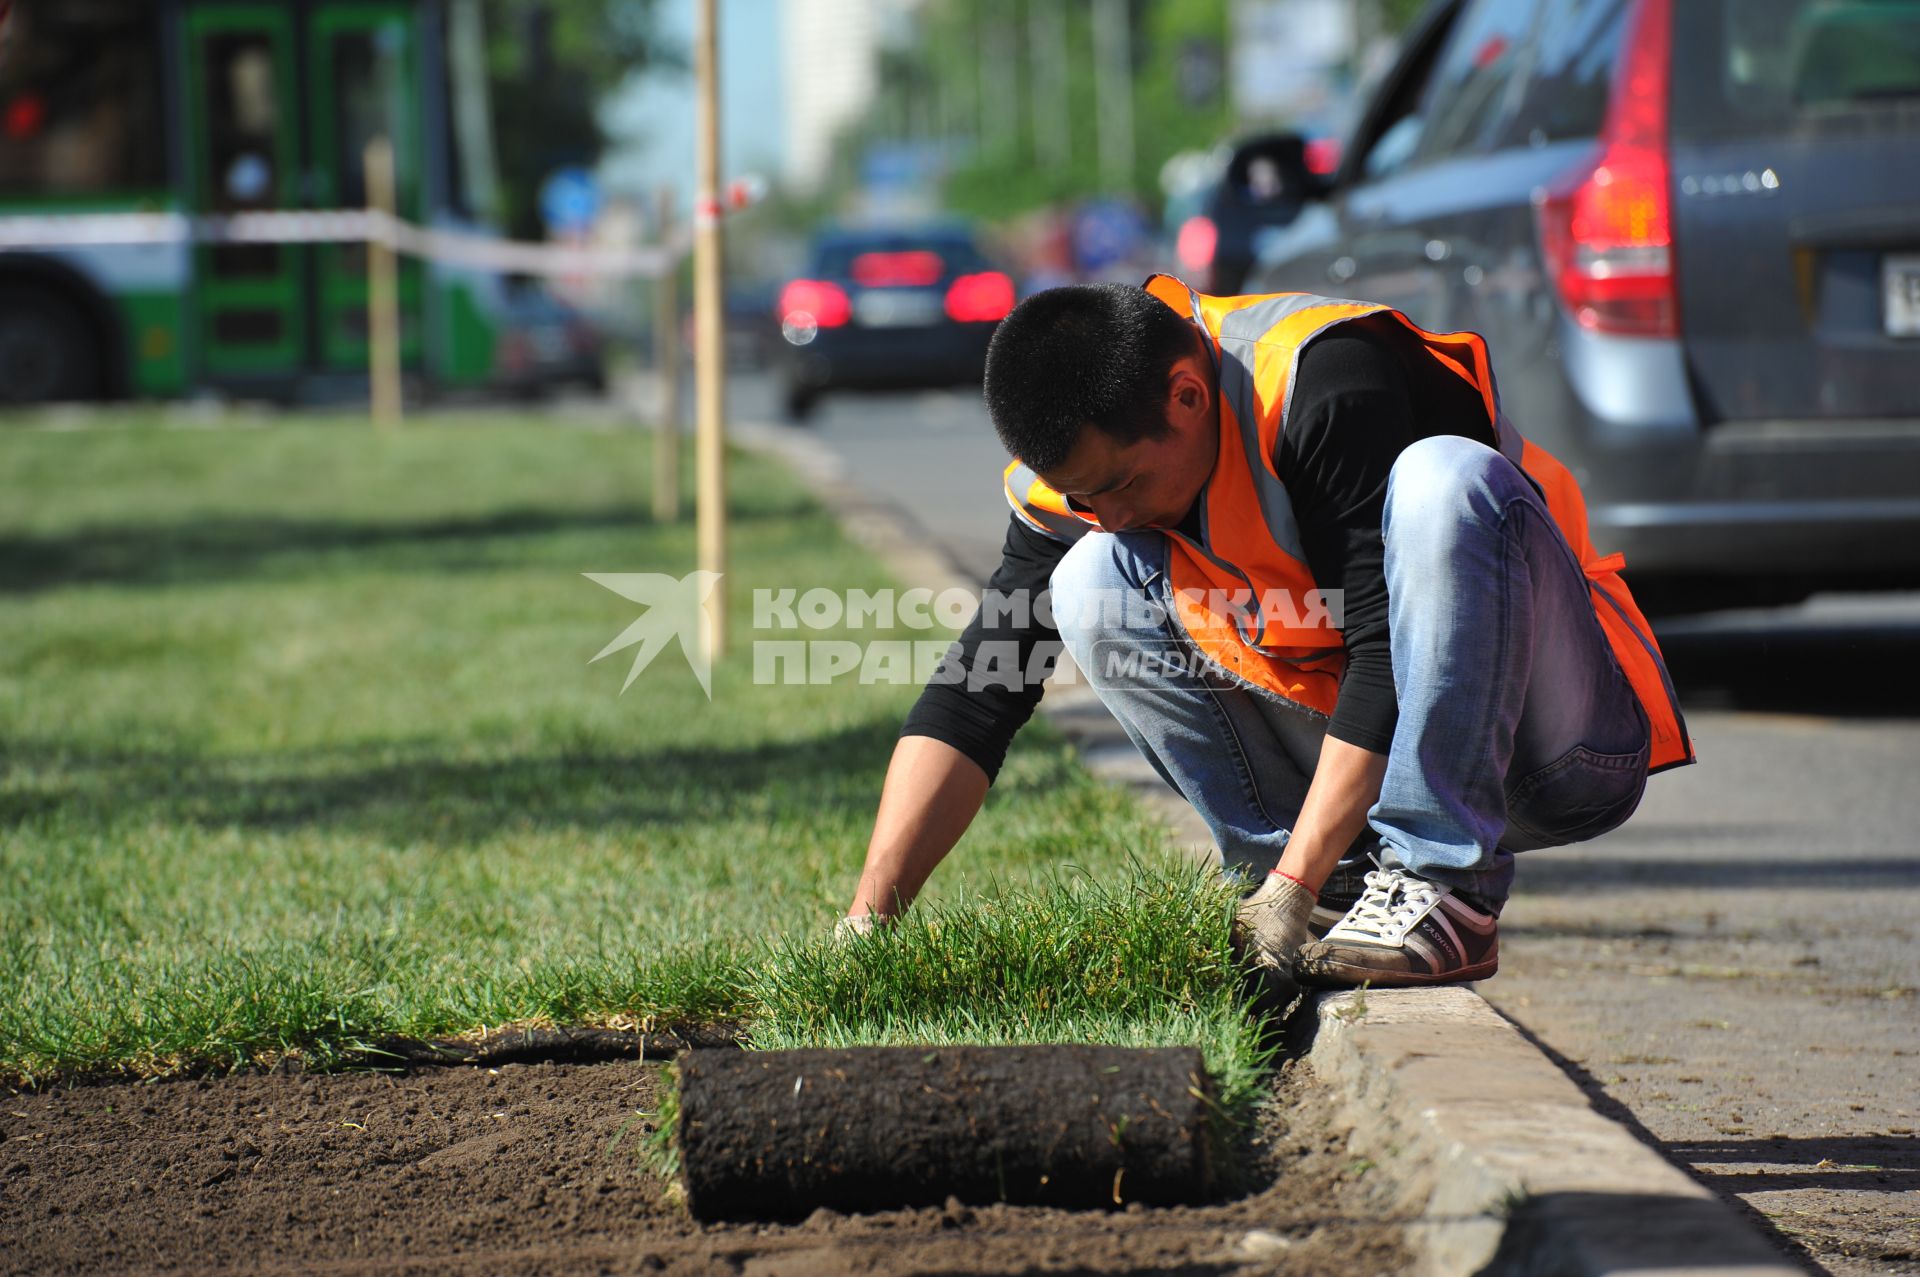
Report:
676,1044,1214,1219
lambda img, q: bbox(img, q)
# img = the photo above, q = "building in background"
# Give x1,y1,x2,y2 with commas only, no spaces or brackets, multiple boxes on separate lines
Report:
780,0,880,194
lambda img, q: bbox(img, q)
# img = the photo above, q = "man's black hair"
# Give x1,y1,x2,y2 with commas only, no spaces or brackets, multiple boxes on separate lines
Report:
984,283,1201,473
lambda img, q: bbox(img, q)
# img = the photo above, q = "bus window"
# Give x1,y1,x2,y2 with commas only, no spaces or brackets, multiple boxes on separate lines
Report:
205,38,278,207
308,8,423,372
0,0,165,196
202,31,285,279
329,25,409,210
187,6,303,369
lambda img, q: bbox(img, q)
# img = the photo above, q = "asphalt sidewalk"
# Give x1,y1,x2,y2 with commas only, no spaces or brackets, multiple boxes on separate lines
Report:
734,418,1820,1275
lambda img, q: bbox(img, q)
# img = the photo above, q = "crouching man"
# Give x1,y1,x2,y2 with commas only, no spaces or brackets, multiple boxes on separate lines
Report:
843,277,1692,985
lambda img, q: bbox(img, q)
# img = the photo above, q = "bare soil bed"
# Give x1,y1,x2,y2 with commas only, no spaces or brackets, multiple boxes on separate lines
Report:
2,1054,1407,1276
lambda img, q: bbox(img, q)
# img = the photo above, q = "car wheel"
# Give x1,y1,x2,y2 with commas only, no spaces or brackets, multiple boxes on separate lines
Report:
784,385,821,423
0,282,105,405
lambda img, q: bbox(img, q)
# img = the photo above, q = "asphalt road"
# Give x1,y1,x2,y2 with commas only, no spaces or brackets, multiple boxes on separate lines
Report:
733,374,1920,1277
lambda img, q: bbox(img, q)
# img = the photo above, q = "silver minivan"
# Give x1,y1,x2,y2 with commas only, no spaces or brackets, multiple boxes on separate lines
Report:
1247,0,1920,610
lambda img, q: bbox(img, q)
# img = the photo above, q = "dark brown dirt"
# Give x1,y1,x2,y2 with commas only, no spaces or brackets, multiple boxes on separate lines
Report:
0,1055,1409,1276
679,1045,1214,1218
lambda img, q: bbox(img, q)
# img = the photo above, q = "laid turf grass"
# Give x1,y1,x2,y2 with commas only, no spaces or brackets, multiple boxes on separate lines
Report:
0,409,1271,1125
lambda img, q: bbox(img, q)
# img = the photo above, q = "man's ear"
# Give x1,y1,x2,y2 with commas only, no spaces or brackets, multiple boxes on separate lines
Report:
1168,359,1212,425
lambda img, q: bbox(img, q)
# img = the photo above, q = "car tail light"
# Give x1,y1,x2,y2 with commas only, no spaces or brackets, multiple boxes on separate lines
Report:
852,251,945,287
1176,215,1218,281
778,279,851,329
945,271,1016,323
4,92,46,140
1535,0,1677,338
1303,139,1341,177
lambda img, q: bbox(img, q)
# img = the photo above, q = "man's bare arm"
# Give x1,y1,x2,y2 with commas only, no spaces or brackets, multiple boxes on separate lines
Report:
846,735,990,919
1274,735,1388,892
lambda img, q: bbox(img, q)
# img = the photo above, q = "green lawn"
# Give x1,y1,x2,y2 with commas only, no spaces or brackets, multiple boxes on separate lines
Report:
0,410,1267,1118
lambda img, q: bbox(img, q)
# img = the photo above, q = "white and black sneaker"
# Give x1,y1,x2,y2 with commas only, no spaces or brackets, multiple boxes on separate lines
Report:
1309,864,1367,939
1295,865,1499,987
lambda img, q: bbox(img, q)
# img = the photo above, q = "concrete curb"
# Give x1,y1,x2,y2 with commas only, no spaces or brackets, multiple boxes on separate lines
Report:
1305,987,1803,1276
729,419,1805,1277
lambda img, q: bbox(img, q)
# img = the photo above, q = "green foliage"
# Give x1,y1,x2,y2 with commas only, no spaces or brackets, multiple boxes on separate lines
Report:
834,0,1234,221
1127,0,1240,188
480,0,674,235
1381,0,1431,35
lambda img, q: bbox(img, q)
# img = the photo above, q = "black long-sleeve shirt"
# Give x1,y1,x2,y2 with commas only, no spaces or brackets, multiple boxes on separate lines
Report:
903,313,1493,782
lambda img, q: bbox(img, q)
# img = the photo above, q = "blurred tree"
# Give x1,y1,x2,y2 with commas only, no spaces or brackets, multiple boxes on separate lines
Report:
823,0,1430,227
482,0,674,237
1379,0,1429,34
1130,0,1235,188
831,0,1234,222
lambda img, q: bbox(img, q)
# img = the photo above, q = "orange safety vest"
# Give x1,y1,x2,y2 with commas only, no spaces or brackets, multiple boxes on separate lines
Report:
1004,274,1695,773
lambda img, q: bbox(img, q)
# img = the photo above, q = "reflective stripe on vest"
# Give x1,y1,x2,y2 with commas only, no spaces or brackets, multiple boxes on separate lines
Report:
1001,274,1694,771
1004,461,1092,543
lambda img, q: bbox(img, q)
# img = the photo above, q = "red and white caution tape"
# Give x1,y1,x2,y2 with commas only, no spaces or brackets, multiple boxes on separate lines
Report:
693,175,769,232
0,209,698,278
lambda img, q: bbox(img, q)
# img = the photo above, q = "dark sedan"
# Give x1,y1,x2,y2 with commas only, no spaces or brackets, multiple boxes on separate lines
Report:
776,226,1016,421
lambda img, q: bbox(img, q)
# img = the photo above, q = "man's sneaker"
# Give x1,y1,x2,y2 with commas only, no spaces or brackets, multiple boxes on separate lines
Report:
1295,865,1498,987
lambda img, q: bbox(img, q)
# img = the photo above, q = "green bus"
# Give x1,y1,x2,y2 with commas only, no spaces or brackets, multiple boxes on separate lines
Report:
0,0,515,404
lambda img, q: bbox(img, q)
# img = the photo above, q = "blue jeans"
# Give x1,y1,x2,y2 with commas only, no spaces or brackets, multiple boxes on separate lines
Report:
1049,435,1650,905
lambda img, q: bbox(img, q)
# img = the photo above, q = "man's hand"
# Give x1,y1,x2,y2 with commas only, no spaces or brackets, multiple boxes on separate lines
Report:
1234,871,1317,971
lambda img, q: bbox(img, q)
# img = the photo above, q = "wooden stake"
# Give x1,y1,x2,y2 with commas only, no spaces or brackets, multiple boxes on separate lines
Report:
653,185,681,524
693,0,727,658
364,136,403,429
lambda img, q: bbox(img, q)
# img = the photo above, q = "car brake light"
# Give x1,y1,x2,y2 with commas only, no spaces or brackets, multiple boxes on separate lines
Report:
945,271,1015,323
1534,0,1677,338
4,92,46,140
1176,215,1218,279
852,251,945,287
778,279,851,330
1303,139,1341,177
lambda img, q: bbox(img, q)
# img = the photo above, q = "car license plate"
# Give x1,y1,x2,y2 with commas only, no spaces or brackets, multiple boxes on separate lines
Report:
1884,254,1920,337
854,289,942,328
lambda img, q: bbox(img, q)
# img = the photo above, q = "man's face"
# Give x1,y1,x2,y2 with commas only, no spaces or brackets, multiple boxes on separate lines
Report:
1034,351,1218,533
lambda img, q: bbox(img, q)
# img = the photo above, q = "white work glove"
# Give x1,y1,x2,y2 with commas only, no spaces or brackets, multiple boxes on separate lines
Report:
1233,872,1317,972
833,913,882,942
